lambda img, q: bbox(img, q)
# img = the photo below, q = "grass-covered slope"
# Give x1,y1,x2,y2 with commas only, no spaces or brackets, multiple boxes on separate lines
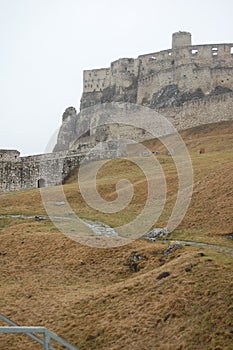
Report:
0,120,233,349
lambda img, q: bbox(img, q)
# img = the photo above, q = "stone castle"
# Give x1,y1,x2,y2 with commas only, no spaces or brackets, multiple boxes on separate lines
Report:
1,32,233,191
81,31,233,108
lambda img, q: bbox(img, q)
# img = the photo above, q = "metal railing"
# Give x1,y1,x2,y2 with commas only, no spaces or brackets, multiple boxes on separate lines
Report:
0,313,79,350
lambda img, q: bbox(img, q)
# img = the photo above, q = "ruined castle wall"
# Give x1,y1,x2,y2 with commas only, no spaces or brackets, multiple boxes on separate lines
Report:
110,58,139,89
138,44,233,77
210,67,233,89
137,65,233,104
83,68,111,93
0,160,39,191
0,151,73,192
159,92,233,130
81,42,233,110
138,50,175,76
0,150,20,162
0,142,127,192
2,33,233,193
137,45,233,104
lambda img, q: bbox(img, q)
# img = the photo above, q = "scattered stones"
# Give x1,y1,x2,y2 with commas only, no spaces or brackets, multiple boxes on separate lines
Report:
159,257,166,265
142,227,170,241
157,271,170,280
185,265,193,272
163,242,183,255
164,314,171,322
167,149,174,156
127,251,147,272
83,219,119,237
129,261,140,272
195,252,205,257
55,201,65,206
128,251,147,262
35,215,47,221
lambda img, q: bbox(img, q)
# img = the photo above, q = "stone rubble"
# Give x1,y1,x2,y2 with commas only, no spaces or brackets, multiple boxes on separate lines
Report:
141,227,170,241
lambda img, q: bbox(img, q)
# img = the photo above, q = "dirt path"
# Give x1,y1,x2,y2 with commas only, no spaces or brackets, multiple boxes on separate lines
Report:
161,240,233,258
1,214,233,258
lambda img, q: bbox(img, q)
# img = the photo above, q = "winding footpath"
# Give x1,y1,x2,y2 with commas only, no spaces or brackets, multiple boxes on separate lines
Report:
1,214,233,258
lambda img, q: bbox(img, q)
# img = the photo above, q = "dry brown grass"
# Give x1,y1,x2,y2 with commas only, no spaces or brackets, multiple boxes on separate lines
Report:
0,120,233,349
0,227,233,349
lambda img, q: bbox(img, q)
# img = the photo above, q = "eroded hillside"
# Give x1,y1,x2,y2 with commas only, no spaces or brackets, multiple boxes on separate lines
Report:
0,121,233,349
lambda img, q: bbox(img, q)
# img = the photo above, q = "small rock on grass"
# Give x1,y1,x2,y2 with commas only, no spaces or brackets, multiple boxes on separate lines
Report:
163,242,183,255
157,271,170,280
195,252,205,257
185,265,192,272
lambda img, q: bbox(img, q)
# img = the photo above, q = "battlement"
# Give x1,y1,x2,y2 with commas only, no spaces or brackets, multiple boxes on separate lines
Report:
0,150,20,162
82,32,233,98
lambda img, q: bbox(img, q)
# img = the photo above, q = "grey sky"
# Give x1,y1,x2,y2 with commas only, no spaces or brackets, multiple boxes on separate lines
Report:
0,0,232,155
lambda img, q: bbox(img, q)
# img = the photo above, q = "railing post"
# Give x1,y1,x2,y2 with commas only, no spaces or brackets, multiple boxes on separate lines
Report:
0,313,79,349
43,329,50,350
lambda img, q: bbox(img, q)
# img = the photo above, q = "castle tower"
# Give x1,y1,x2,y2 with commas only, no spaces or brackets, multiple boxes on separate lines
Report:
0,149,20,162
172,31,192,49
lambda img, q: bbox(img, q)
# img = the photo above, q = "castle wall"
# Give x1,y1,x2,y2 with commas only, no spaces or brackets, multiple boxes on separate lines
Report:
0,141,127,192
110,58,140,89
83,44,233,89
137,65,233,105
83,68,111,93
160,92,233,130
81,40,233,112
2,92,233,193
0,151,81,192
2,32,233,192
0,150,20,162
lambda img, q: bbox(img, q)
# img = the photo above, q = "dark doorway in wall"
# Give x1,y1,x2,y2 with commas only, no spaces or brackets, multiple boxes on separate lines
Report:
37,178,46,188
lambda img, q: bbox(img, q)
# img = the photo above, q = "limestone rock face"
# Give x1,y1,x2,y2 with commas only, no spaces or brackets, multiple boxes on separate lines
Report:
53,103,155,152
53,107,77,152
150,85,205,109
80,79,138,110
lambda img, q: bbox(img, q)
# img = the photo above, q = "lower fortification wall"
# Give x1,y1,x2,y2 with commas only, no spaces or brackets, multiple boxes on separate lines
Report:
0,151,81,192
1,92,232,192
0,142,126,192
159,92,233,130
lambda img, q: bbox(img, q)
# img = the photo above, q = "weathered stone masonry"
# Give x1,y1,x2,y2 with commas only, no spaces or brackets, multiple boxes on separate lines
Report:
0,142,125,192
54,31,233,152
1,31,233,192
0,150,81,192
80,31,233,110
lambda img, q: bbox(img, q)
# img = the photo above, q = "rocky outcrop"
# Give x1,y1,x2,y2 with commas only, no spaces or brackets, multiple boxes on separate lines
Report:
150,85,205,109
210,85,232,96
80,79,138,110
53,107,77,152
54,32,233,152
54,90,233,153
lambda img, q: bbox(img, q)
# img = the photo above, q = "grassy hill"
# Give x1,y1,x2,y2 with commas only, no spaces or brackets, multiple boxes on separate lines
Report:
0,120,232,349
